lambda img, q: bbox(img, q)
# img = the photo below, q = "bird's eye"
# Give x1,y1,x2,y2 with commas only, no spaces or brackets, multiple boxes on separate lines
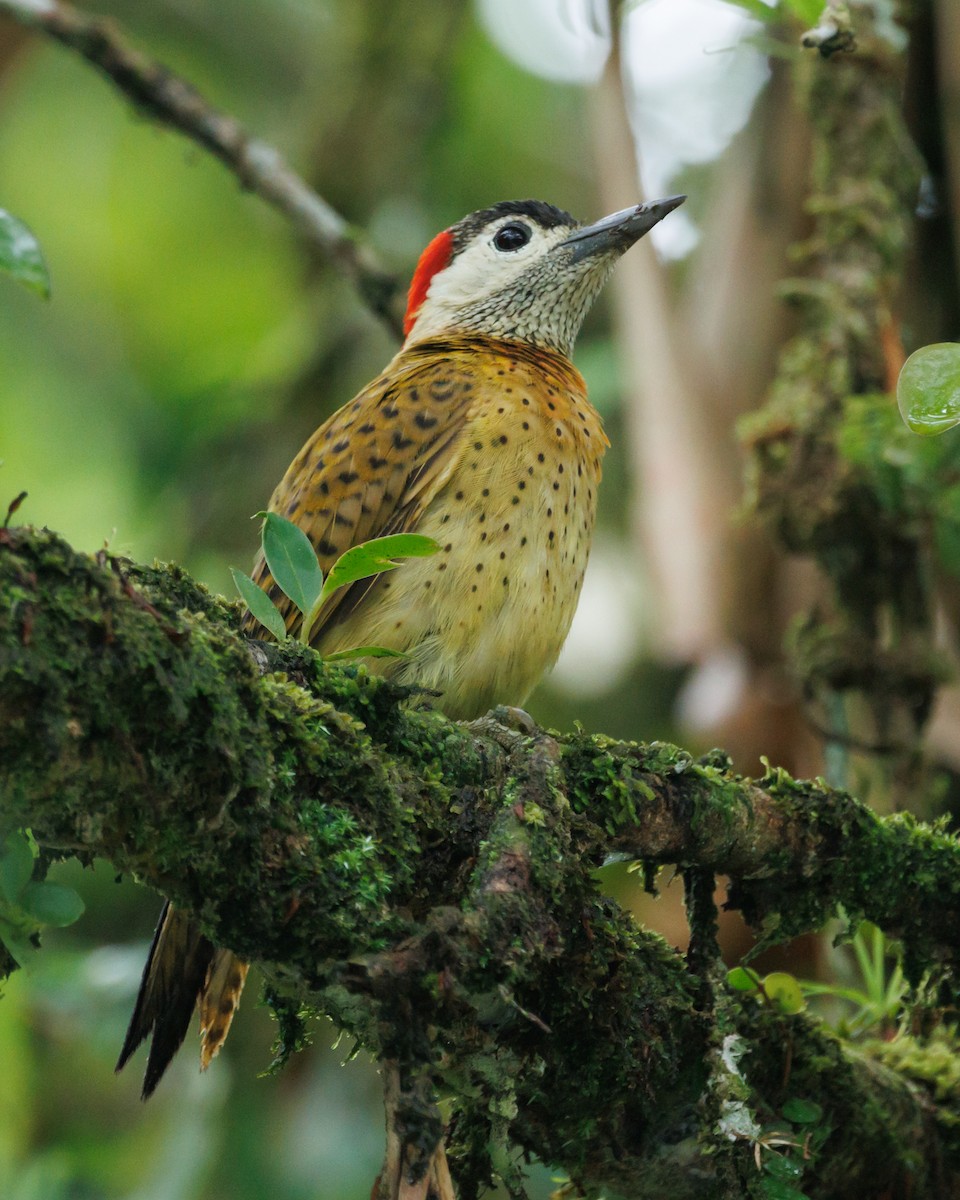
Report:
493,223,532,252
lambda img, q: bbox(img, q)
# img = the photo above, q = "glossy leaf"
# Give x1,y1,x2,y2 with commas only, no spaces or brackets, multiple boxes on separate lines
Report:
231,567,287,641
763,972,805,1015
318,534,440,605
0,208,50,298
258,511,324,615
897,343,960,436
727,966,762,992
301,534,440,642
323,645,408,662
0,831,35,904
19,880,85,927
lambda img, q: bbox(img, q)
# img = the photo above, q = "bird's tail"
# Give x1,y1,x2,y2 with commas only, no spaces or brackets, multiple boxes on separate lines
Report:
116,902,249,1098
199,948,250,1070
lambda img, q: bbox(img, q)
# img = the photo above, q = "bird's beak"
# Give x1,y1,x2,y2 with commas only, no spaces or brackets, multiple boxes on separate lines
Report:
561,195,686,261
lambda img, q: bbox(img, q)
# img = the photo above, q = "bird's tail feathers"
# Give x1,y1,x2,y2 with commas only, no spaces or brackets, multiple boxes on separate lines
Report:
199,951,250,1070
115,901,215,1098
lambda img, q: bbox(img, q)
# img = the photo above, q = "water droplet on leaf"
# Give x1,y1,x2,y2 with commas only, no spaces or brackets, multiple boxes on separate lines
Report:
897,342,960,436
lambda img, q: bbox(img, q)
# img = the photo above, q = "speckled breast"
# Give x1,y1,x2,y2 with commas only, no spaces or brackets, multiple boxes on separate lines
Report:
317,344,608,720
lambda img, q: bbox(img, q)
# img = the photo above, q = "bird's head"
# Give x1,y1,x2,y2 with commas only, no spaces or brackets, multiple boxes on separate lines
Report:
402,196,685,357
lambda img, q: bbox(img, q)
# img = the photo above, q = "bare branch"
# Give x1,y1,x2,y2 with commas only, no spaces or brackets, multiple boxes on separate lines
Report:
0,0,406,334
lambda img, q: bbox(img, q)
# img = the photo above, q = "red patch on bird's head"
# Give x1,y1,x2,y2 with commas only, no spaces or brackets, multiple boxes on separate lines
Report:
404,228,454,337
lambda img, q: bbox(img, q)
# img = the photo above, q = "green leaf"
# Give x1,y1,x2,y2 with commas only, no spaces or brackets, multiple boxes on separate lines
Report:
801,981,873,1005
231,568,287,641
0,918,37,966
0,208,50,298
258,511,324,616
19,881,85,927
897,342,960,436
0,830,36,903
787,0,826,23
323,645,408,662
760,1178,808,1200
301,533,440,642
727,966,762,992
763,972,805,1015
722,0,777,19
763,1153,804,1181
318,534,440,606
781,1098,823,1126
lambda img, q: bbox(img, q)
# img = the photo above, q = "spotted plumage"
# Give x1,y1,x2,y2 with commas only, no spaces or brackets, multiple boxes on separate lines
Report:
118,193,685,1098
251,335,606,716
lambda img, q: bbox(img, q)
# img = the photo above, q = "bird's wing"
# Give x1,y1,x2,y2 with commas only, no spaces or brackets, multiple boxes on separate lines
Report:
247,342,480,643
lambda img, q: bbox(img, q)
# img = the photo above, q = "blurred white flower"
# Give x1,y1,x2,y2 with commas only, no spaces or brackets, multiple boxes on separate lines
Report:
622,0,770,257
475,0,611,83
474,0,771,259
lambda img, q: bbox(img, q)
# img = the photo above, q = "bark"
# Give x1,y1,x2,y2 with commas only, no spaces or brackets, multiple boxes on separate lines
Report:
2,523,960,1198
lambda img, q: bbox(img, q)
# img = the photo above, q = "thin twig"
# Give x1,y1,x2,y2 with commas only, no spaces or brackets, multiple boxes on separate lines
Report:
0,0,406,335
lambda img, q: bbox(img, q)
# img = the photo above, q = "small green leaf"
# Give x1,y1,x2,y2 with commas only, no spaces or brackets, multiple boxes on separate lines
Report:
0,918,37,966
231,568,287,641
0,209,50,297
727,966,762,992
789,0,826,23
763,1153,804,1181
323,645,408,662
781,1098,823,1126
318,534,440,606
258,511,324,615
722,0,776,20
760,1178,808,1200
763,972,805,1015
300,533,440,643
19,881,85,927
0,831,36,904
897,343,960,436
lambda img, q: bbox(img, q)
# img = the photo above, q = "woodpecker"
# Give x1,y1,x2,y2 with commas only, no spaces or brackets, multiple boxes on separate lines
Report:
117,194,685,1097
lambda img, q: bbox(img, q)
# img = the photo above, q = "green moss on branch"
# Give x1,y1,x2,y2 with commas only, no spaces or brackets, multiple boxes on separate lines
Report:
2,525,960,1196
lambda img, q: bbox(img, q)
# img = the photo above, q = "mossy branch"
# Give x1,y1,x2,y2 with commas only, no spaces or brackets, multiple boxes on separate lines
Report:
3,523,960,1197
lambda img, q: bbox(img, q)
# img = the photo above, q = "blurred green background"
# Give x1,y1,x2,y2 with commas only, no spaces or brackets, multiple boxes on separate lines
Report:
0,0,847,1196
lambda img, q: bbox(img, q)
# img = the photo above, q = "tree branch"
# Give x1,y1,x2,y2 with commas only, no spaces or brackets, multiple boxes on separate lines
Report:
3,523,960,1197
0,0,406,334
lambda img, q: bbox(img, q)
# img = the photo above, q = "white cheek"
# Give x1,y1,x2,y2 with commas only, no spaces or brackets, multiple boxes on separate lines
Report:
403,225,573,347
426,243,527,311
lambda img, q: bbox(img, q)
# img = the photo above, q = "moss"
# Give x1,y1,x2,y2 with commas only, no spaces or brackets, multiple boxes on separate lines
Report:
738,16,938,811
5,526,960,1195
739,1008,954,1198
864,1031,960,1151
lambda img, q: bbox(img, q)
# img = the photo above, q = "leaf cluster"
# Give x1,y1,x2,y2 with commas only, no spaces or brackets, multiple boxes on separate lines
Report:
231,510,438,655
0,830,84,965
